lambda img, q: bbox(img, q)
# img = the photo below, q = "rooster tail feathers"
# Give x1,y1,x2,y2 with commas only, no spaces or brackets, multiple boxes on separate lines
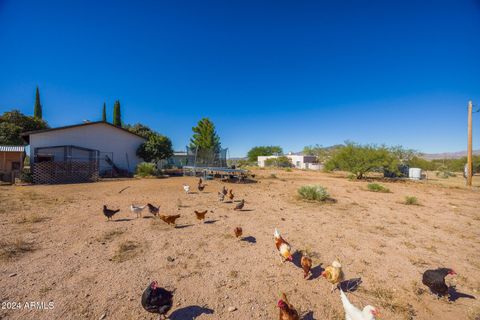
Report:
274,228,280,239
332,260,342,268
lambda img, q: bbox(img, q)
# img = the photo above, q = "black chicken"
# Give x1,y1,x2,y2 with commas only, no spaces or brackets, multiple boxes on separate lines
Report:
198,183,205,192
103,205,120,221
147,203,160,217
222,186,228,195
141,281,174,319
422,268,456,296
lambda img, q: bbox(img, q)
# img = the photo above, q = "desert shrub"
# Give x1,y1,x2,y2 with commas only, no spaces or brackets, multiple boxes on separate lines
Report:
367,183,390,193
136,162,157,177
298,185,329,201
265,156,293,168
269,173,278,179
404,196,419,205
285,168,292,172
247,146,283,162
324,142,398,179
436,166,456,179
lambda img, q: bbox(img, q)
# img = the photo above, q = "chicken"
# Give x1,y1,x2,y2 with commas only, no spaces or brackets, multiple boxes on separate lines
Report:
183,184,190,194
218,192,225,202
277,293,300,320
141,280,174,320
147,203,160,217
159,214,181,226
274,228,293,262
227,189,234,201
103,205,120,221
198,183,205,192
422,268,456,297
322,260,344,292
234,199,245,211
195,210,208,222
130,204,146,218
198,177,203,185
340,289,378,320
301,253,313,279
222,186,228,195
234,227,243,238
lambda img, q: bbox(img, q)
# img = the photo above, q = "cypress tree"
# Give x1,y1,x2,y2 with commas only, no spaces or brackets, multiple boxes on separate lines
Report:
34,87,42,119
113,100,121,126
102,102,107,122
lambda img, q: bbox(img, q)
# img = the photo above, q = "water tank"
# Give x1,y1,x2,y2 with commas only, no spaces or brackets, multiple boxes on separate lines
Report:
409,168,422,180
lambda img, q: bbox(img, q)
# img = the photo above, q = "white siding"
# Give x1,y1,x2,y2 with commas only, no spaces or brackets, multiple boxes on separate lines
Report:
29,123,145,173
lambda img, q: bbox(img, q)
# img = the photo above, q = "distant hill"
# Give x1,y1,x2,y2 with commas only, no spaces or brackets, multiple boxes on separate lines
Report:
421,150,480,160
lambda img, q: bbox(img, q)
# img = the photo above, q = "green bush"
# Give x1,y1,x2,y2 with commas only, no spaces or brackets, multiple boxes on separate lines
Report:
298,185,329,201
136,162,157,177
404,196,419,205
285,168,292,172
324,142,398,179
435,166,456,179
20,168,33,183
265,156,293,168
367,183,390,193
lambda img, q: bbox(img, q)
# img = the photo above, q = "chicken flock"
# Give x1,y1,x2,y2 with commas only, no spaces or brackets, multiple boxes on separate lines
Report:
102,176,459,320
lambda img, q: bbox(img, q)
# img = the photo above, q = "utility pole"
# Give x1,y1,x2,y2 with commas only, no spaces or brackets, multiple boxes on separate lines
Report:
467,100,473,186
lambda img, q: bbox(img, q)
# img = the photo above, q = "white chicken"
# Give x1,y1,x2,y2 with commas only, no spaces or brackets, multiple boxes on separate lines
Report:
130,204,146,218
340,289,378,320
183,184,190,194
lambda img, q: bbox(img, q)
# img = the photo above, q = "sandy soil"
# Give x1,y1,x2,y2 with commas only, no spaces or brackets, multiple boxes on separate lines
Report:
0,169,479,320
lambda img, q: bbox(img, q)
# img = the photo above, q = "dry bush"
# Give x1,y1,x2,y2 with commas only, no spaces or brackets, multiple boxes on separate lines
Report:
367,183,390,193
98,229,124,242
16,213,49,224
404,196,419,205
362,285,416,318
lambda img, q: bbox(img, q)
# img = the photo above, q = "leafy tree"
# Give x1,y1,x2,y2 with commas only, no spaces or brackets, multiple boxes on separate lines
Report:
0,122,22,145
189,118,221,152
247,146,283,162
102,102,107,122
137,133,173,162
34,87,42,119
324,142,398,179
113,100,121,126
407,156,436,171
264,156,292,168
0,110,48,144
302,144,342,163
124,123,155,139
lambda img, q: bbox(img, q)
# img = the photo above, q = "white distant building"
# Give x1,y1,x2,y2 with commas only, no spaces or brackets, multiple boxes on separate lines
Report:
257,152,322,170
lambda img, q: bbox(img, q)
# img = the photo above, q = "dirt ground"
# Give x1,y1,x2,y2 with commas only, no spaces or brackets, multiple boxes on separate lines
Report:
1,169,479,320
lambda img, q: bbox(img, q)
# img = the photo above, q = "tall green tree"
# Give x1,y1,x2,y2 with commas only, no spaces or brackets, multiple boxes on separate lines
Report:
102,102,107,122
189,118,221,152
247,146,283,162
34,87,42,119
113,100,121,126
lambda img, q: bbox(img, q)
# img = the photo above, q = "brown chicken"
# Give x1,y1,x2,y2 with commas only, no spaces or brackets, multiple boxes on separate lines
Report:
227,189,234,201
274,228,293,262
277,293,300,320
234,199,245,211
322,260,344,292
159,214,181,226
222,186,228,195
301,254,313,279
195,210,208,222
234,227,243,238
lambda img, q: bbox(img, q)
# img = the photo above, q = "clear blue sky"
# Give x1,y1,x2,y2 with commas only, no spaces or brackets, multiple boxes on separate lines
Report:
1,0,479,157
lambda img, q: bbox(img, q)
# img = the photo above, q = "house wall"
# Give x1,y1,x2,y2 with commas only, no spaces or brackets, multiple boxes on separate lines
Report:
29,123,145,173
258,154,320,169
0,152,24,172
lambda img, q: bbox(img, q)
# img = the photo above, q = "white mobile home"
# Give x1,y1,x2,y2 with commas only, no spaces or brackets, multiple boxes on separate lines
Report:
23,121,146,183
258,153,321,170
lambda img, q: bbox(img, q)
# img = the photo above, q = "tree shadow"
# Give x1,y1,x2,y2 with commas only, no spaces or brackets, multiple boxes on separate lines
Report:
204,220,219,224
175,224,194,229
448,286,476,301
169,305,214,320
142,216,154,219
237,209,254,212
241,236,256,243
340,278,363,292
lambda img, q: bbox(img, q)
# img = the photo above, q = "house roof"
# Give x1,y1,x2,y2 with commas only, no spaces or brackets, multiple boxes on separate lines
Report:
22,121,147,143
0,145,25,152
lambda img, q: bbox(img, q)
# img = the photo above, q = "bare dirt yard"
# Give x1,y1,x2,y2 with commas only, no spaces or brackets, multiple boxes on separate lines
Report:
1,169,479,320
